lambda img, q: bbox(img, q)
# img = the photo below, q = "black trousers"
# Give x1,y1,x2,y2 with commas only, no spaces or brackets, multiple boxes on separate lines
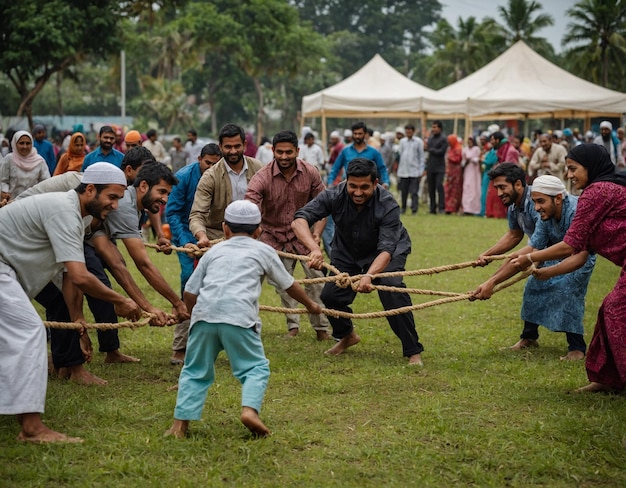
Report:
44,244,120,368
427,171,445,213
398,176,421,213
521,321,586,353
320,254,424,358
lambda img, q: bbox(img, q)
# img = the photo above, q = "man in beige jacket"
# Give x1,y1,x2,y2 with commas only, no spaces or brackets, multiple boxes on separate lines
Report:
189,124,263,247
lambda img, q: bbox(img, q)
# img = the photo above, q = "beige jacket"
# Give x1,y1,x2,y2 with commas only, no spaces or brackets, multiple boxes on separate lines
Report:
189,156,263,239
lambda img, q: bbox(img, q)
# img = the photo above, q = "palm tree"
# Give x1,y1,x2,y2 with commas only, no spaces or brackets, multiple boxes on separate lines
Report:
562,0,626,89
493,0,555,57
427,17,505,88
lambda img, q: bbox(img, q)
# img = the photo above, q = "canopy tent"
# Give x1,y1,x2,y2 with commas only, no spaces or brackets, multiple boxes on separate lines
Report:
301,54,437,140
422,41,626,122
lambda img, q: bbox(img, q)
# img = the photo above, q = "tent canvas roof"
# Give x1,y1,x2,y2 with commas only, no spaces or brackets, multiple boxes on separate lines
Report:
301,54,437,118
422,41,626,119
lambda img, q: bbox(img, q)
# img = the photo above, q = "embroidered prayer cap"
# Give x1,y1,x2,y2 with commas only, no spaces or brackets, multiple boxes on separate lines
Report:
531,175,566,196
224,200,261,225
82,162,127,186
124,130,142,144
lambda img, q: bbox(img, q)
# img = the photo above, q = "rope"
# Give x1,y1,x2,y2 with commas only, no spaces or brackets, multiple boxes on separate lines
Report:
44,311,164,330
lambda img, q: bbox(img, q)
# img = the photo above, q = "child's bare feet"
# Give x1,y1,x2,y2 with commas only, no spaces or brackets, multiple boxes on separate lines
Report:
164,419,189,438
241,407,270,437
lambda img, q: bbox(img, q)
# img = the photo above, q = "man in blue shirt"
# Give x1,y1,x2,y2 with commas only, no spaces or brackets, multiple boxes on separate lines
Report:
328,122,389,188
82,125,124,170
33,125,57,174
166,143,222,364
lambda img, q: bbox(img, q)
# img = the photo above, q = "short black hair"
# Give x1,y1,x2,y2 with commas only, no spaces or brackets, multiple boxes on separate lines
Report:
187,129,197,136
121,146,155,171
200,143,222,158
146,128,157,138
488,162,526,187
347,157,378,182
224,221,259,235
405,124,415,131
351,121,367,133
491,131,505,142
218,123,245,145
272,130,298,147
99,125,115,137
133,161,178,188
304,132,315,141
432,120,443,130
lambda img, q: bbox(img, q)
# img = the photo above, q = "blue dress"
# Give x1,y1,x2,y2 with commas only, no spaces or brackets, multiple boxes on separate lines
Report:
480,149,497,216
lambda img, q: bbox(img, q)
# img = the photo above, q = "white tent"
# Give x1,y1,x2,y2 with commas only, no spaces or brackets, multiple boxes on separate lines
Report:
422,41,626,121
301,54,437,139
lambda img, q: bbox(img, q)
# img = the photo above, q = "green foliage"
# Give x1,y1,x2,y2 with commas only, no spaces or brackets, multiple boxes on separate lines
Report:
4,211,625,487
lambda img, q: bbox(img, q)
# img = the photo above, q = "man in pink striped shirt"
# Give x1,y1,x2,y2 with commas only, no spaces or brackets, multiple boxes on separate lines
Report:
245,130,331,340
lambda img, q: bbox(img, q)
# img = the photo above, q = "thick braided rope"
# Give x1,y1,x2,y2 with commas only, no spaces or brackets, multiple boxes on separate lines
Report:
44,311,161,330
260,271,530,319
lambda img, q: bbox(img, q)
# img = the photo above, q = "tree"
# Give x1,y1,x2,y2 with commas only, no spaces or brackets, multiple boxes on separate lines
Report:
0,0,123,128
490,0,555,58
427,17,505,88
562,0,626,89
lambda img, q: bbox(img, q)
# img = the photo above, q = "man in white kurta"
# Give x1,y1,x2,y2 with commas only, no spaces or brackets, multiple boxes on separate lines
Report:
0,163,141,443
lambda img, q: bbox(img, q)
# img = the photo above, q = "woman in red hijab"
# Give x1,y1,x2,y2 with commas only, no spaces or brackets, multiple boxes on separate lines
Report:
444,134,463,214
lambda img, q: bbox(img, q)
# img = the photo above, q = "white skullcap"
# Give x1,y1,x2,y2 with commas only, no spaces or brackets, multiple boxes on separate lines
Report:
487,124,500,133
480,131,490,138
553,130,563,138
224,200,261,225
585,130,594,138
600,121,613,130
343,129,352,137
531,175,566,196
395,126,405,134
82,162,127,186
301,126,312,138
330,130,340,139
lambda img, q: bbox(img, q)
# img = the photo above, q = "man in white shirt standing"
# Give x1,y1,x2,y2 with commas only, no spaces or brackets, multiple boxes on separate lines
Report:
396,124,425,214
298,132,325,173
184,129,205,165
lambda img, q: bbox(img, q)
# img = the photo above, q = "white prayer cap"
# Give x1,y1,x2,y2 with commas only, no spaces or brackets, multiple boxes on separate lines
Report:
395,126,405,134
82,162,127,186
224,200,261,225
600,120,613,130
343,129,352,138
487,124,500,133
330,130,340,139
480,131,490,138
531,175,566,196
585,130,594,139
301,126,312,138
553,130,563,138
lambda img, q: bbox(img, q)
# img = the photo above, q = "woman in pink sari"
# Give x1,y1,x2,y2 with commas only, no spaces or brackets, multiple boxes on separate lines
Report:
461,136,481,215
513,144,626,392
444,134,463,214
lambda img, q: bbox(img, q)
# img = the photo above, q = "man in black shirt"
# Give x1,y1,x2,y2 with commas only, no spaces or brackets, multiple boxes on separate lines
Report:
426,120,448,214
292,158,424,365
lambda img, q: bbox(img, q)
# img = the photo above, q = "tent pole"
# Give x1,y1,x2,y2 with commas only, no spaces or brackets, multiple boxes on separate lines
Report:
465,115,471,142
421,113,427,139
321,113,327,150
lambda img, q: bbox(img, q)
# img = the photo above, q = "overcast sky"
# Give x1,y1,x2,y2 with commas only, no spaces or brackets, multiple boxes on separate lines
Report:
440,0,572,53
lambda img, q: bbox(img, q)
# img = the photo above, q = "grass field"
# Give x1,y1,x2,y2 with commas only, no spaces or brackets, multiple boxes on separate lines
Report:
1,210,624,487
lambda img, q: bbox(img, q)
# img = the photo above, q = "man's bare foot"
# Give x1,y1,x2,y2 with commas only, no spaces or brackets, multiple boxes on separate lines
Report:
52,367,71,380
572,382,617,393
408,353,423,366
164,420,189,438
560,350,585,361
507,339,539,350
104,350,140,363
170,350,185,365
325,331,360,356
68,365,108,385
240,407,270,437
17,413,83,443
316,330,332,341
287,328,299,337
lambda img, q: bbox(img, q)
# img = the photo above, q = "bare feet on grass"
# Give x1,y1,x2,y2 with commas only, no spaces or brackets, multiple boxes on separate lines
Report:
507,339,539,350
560,350,585,361
17,414,82,444
572,382,618,394
408,353,423,366
105,350,140,363
67,365,108,385
164,419,189,438
287,328,299,338
240,407,270,437
325,331,360,356
316,330,332,341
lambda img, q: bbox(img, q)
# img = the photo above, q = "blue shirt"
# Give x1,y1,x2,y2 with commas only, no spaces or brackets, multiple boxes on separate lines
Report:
81,147,124,170
34,139,57,174
508,185,539,238
165,162,202,246
185,236,295,329
328,144,389,186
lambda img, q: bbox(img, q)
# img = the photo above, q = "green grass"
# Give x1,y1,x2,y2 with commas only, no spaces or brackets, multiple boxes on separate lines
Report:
1,211,624,487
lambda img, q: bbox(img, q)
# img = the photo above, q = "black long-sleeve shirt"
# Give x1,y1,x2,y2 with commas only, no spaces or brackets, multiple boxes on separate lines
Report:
294,181,411,269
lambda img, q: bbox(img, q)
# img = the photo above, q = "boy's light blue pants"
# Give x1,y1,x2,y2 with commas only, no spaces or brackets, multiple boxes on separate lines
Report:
174,321,270,421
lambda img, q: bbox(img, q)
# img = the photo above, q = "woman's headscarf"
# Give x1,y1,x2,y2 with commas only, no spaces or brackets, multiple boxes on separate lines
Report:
10,130,45,171
447,134,461,150
567,143,626,188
